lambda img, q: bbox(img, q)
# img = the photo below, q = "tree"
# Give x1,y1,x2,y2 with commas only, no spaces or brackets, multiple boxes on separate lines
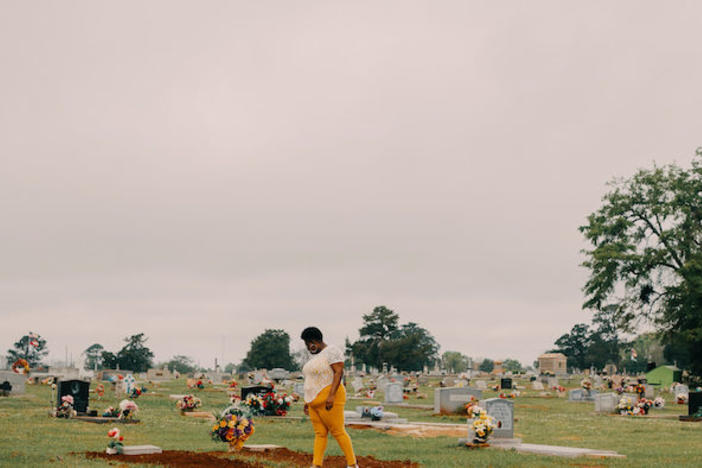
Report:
6,333,48,368
166,355,197,374
580,152,702,374
116,333,154,372
381,322,440,371
224,362,237,374
83,344,104,370
442,351,470,373
553,323,591,371
479,358,494,373
101,351,118,369
242,329,295,370
502,359,523,373
352,306,400,369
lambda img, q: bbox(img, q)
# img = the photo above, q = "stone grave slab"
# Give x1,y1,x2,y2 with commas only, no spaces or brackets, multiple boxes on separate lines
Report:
594,393,619,413
0,371,26,396
385,382,404,404
244,444,283,452
122,445,162,455
268,368,288,381
532,381,544,391
182,411,215,421
169,394,186,401
434,387,482,414
568,388,598,402
474,380,487,390
241,385,272,400
480,398,514,438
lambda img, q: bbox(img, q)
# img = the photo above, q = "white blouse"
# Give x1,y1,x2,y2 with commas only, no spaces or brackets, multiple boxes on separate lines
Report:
302,345,345,403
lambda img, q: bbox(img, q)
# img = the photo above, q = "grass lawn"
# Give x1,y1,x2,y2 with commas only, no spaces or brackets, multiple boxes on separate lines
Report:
1,377,701,467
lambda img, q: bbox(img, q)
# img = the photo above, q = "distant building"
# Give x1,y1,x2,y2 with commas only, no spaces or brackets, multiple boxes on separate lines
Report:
538,353,567,375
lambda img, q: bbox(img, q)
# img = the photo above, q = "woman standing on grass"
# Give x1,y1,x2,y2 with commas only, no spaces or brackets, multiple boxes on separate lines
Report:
301,326,358,468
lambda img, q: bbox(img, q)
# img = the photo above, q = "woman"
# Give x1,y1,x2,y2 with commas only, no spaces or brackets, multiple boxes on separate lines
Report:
301,326,358,468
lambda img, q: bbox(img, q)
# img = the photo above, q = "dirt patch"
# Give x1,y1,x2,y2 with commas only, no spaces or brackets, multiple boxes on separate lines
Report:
85,448,420,468
85,450,264,468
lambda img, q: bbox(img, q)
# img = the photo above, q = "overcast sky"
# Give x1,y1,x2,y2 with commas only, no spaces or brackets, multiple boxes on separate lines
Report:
2,1,702,369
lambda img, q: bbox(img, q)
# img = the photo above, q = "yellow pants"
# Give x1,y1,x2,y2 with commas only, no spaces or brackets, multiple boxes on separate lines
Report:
308,384,356,466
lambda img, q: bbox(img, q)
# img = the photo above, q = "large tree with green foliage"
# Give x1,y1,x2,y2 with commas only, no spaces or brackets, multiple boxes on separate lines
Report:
166,355,197,374
99,334,154,372
351,306,400,369
83,343,104,370
442,351,470,373
242,329,296,370
6,333,48,368
580,152,702,374
381,322,440,371
478,358,494,373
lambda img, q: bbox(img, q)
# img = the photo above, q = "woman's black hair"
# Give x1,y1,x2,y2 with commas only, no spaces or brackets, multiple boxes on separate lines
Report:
301,327,323,342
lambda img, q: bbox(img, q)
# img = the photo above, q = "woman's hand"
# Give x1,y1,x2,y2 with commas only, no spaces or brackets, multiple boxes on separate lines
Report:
325,394,335,410
304,403,309,415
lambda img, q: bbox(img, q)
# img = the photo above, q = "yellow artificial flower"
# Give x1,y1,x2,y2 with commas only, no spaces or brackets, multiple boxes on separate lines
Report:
220,420,227,428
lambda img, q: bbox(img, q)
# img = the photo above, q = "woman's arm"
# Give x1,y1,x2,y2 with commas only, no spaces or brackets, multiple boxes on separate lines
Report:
325,362,344,410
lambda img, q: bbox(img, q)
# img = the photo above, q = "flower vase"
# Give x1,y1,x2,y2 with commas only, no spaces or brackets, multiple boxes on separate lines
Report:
106,447,118,455
228,440,245,452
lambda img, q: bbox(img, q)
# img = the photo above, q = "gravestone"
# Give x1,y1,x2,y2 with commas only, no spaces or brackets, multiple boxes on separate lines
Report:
594,393,619,413
385,383,404,404
474,380,487,390
532,381,544,391
500,378,513,390
480,398,514,438
674,384,689,399
689,391,702,417
124,374,136,395
241,385,272,400
0,371,26,396
268,368,288,381
351,377,364,393
547,377,558,388
568,388,598,402
57,379,91,414
434,387,482,414
293,382,304,395
376,376,388,392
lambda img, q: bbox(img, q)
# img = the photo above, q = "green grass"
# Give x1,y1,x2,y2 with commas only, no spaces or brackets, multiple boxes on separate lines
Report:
1,378,701,467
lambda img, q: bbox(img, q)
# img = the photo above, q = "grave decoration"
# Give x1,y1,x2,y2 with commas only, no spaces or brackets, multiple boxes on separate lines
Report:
211,412,255,451
677,394,688,404
634,383,645,398
119,399,139,420
499,391,519,399
360,406,384,421
191,379,205,390
617,397,635,415
12,358,30,374
102,406,121,418
469,407,496,445
56,379,90,414
552,385,566,393
581,379,592,392
95,384,105,399
56,395,76,418
653,396,665,408
176,395,202,412
129,386,148,399
464,397,480,417
636,398,653,415
241,390,292,416
228,380,238,389
106,428,125,455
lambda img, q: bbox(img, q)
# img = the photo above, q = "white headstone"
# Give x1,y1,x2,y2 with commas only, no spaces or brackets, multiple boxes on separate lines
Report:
0,371,26,395
480,398,514,438
124,374,136,395
385,383,404,404
475,380,487,390
532,381,544,391
594,393,619,413
352,377,364,393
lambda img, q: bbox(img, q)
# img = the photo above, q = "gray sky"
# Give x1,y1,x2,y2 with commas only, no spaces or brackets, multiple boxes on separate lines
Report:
2,1,702,369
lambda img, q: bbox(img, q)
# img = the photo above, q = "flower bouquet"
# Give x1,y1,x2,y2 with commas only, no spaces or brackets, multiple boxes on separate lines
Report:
469,408,496,445
361,406,384,421
102,406,121,418
129,386,147,399
634,384,645,396
242,391,292,416
176,395,202,412
676,393,688,404
581,379,592,391
118,399,139,420
653,396,665,408
636,398,653,415
56,395,76,418
211,413,255,451
106,428,124,455
617,397,635,416
464,397,480,417
196,380,205,390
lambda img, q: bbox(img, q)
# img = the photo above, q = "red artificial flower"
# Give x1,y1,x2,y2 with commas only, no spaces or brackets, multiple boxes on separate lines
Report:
119,436,124,441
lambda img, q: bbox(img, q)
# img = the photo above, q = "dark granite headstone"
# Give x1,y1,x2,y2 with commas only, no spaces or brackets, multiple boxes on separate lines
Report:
57,379,90,414
500,378,513,389
0,380,12,396
241,385,272,400
689,391,702,417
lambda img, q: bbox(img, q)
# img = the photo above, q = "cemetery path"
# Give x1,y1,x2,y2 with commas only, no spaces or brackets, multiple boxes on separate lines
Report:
85,448,421,467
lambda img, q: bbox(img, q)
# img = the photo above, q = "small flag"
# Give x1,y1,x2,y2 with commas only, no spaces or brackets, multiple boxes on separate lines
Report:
28,332,39,348
630,349,637,361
